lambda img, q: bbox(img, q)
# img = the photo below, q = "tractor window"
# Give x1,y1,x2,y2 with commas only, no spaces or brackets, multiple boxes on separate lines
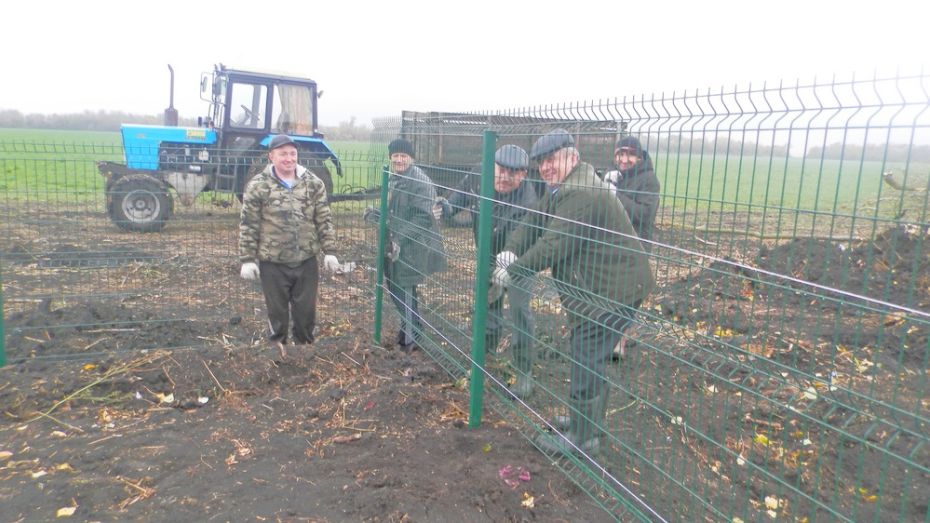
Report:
272,84,314,135
229,83,267,129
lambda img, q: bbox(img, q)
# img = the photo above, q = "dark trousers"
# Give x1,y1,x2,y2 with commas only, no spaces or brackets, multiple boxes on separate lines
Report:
386,279,421,346
487,280,534,372
259,257,319,344
569,306,638,401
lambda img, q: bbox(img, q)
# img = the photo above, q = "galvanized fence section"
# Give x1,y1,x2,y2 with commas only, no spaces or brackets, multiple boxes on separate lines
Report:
371,73,930,522
0,141,382,364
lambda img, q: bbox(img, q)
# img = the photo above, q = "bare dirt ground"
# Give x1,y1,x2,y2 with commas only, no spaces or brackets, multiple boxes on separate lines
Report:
1,205,928,522
0,208,611,523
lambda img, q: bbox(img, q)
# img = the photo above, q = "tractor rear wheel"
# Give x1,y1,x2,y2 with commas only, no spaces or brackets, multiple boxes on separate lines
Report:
107,174,174,232
313,164,334,197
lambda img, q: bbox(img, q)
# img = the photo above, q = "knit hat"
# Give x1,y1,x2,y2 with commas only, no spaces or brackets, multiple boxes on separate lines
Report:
615,135,644,156
388,138,415,158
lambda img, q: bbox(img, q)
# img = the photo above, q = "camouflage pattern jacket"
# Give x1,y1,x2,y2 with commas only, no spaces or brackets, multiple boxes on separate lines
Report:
239,164,336,266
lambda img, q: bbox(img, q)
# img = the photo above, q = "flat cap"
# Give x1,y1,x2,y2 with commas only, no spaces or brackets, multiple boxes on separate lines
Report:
494,144,529,170
269,134,296,150
530,128,574,160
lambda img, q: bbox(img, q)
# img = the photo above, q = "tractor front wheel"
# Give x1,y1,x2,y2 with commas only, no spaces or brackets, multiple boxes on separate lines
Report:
107,174,174,232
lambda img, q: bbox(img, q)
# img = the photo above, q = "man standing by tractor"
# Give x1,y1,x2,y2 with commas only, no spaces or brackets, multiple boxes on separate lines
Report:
493,129,653,456
238,135,341,350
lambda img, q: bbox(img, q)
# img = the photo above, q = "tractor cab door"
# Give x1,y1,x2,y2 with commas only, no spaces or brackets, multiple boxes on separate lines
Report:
214,80,272,193
220,80,271,152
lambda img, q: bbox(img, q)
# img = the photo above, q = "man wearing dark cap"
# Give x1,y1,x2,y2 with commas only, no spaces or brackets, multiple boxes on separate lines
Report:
440,144,539,397
380,138,446,351
604,135,660,252
239,134,342,351
603,135,660,360
493,129,653,456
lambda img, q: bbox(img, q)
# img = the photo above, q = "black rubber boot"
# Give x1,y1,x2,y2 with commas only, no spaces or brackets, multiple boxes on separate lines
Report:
507,373,533,400
538,389,609,456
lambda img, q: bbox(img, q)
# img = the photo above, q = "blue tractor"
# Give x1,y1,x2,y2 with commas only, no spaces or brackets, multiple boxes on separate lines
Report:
98,64,343,232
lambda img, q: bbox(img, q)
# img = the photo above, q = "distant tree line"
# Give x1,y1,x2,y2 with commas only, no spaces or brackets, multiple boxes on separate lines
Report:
806,143,930,162
0,109,372,141
0,109,197,131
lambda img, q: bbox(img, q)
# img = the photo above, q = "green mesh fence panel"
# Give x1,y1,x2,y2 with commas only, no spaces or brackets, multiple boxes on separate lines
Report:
370,73,930,522
0,140,382,363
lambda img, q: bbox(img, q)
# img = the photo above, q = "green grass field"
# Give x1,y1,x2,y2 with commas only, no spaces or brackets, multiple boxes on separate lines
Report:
0,128,384,202
1,128,926,225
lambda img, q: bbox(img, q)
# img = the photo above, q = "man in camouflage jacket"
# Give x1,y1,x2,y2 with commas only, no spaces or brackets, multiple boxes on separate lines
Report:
239,135,341,346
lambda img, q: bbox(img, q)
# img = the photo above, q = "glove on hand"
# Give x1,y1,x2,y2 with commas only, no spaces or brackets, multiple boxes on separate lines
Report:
491,266,511,287
603,170,622,185
363,206,381,224
323,254,340,272
491,251,517,287
386,240,400,262
496,251,517,270
603,170,621,196
240,262,260,281
432,197,449,220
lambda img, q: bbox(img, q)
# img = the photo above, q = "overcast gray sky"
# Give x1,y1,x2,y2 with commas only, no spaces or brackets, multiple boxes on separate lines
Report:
2,0,926,126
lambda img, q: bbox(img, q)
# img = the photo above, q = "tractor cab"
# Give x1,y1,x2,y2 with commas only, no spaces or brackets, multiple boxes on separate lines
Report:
199,64,342,190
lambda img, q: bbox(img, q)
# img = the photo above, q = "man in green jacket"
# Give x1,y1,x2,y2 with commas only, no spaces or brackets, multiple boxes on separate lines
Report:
493,129,654,456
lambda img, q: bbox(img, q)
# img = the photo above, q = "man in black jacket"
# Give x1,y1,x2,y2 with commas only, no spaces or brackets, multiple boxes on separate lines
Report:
603,135,660,359
441,145,539,398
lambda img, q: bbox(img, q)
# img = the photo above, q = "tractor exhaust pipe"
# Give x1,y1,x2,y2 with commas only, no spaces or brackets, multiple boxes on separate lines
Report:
164,64,179,126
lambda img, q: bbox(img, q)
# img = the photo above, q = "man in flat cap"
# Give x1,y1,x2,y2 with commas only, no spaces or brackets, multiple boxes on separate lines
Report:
441,144,539,397
493,129,654,456
239,134,342,351
378,138,446,352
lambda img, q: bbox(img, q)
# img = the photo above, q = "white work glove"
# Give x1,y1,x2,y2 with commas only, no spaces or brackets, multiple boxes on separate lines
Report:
492,250,517,287
491,267,511,287
386,240,400,262
240,262,260,281
322,254,340,272
432,197,448,220
603,170,621,196
604,170,622,185
496,251,516,270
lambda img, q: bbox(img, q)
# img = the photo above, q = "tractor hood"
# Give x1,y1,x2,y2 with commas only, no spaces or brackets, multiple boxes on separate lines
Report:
122,124,217,170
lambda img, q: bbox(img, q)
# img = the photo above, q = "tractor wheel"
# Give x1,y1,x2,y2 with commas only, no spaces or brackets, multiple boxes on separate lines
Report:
236,159,267,203
107,174,173,232
313,164,335,197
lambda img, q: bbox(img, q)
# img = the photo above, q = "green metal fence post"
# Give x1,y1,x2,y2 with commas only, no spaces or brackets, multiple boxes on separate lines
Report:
468,130,497,428
373,165,391,345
